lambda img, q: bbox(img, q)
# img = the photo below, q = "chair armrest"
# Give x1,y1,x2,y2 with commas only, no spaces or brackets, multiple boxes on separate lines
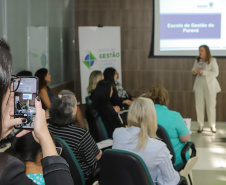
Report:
87,167,100,185
92,167,100,179
101,145,112,152
177,176,188,185
181,142,196,165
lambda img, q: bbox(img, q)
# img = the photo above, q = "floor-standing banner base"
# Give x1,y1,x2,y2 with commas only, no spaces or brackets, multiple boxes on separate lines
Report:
79,26,121,104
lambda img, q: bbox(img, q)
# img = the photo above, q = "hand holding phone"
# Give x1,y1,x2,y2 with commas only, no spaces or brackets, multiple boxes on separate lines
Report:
14,77,39,130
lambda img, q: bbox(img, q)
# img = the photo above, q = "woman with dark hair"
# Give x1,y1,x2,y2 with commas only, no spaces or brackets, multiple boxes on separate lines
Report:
17,70,33,76
192,45,221,133
92,80,124,137
0,37,73,184
103,67,132,108
146,85,190,169
48,90,102,182
103,67,116,85
35,68,52,113
8,132,47,184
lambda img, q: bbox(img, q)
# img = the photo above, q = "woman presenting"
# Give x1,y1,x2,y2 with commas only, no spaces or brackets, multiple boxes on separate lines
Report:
192,45,221,133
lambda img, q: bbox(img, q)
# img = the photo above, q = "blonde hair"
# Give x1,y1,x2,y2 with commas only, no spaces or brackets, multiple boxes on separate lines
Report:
87,70,103,94
127,97,157,150
145,85,169,107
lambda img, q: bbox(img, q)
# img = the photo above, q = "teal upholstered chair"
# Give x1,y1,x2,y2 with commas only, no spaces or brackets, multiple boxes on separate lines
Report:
99,149,188,185
95,115,109,140
85,96,109,142
99,149,154,185
54,136,85,185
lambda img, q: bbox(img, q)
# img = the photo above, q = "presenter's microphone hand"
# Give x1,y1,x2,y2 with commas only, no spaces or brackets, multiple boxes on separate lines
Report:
193,69,198,75
199,70,203,75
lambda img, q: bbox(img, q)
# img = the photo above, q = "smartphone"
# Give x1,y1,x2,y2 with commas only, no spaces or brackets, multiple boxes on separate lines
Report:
14,77,39,130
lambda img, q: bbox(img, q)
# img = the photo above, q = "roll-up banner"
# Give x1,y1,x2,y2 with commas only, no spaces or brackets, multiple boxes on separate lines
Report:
78,26,121,104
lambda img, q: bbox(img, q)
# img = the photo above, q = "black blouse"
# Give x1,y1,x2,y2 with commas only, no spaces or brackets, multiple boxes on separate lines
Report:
96,102,124,138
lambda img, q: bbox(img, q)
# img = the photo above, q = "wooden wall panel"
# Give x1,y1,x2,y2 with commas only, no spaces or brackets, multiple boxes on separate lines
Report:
51,81,74,95
75,0,226,121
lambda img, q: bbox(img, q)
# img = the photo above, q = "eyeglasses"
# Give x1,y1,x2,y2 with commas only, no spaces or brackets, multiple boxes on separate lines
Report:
10,75,21,92
56,147,62,156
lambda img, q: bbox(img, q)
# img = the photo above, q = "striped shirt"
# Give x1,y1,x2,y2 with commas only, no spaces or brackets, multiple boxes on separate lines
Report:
48,124,100,179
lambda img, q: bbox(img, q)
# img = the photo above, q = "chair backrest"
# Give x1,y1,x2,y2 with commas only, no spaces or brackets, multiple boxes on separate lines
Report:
54,136,85,185
95,115,109,140
85,96,99,141
156,124,176,164
99,149,154,185
86,96,92,105
85,96,109,141
85,96,98,118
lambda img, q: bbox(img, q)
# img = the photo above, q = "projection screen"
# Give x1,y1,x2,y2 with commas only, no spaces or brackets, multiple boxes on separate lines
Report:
152,0,226,57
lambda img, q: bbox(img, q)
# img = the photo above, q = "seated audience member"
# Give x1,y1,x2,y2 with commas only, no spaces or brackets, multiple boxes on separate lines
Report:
48,90,102,181
17,70,33,76
35,68,52,114
112,97,180,185
87,70,103,97
74,105,87,128
115,70,135,101
145,85,190,168
103,67,132,107
0,36,73,185
92,80,124,137
8,132,48,185
16,101,22,110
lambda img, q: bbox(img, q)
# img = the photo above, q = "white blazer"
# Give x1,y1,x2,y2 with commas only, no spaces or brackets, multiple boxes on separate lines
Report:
192,57,221,95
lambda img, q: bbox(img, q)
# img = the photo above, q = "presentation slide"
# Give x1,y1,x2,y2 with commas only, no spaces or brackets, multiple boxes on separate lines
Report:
23,94,32,100
153,0,226,56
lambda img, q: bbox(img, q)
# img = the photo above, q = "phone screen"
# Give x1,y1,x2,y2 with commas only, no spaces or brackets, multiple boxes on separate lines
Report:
14,77,39,130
